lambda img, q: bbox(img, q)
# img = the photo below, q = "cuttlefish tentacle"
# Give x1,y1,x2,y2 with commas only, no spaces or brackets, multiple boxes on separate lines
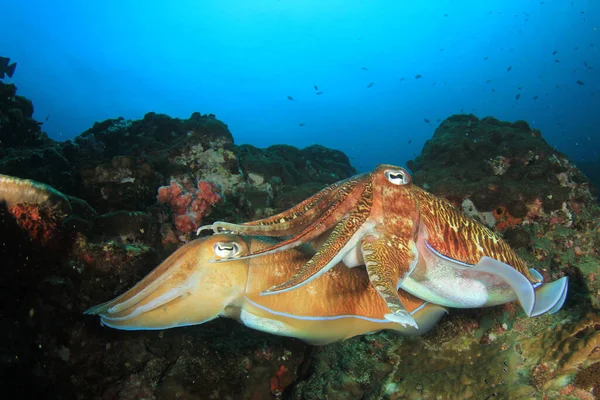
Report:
361,234,419,328
212,175,369,261
197,174,365,236
261,178,375,294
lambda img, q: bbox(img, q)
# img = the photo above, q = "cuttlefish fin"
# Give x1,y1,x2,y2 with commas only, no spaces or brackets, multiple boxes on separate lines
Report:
472,256,536,317
468,257,568,317
361,235,419,329
528,269,568,316
401,301,449,336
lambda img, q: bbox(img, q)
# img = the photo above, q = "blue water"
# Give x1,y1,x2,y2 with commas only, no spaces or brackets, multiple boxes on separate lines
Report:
1,0,598,172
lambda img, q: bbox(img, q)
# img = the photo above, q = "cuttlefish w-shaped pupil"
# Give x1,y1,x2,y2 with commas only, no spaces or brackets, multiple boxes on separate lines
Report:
214,242,241,258
385,170,409,185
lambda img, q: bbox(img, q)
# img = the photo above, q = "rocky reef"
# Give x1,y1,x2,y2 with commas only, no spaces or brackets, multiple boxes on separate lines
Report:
1,82,598,399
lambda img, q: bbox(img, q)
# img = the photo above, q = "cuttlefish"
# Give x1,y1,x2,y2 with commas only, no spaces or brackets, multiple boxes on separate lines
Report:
85,234,447,345
199,165,568,328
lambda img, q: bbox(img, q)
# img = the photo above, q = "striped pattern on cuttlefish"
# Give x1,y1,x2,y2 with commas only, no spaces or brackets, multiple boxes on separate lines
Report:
199,164,568,329
85,234,447,344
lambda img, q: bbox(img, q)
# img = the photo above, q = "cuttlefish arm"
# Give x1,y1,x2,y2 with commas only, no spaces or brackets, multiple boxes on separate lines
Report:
197,174,365,237
255,166,424,328
197,174,368,262
85,234,448,344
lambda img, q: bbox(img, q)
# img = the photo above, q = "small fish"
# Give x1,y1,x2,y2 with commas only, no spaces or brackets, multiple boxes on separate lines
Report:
314,85,318,90
424,118,430,123
483,56,488,60
517,86,523,90
515,93,521,100
584,61,592,69
507,66,512,72
486,80,492,83
444,13,448,17
45,115,50,121
552,50,558,55
533,96,539,100
554,59,560,63
315,91,324,95
408,139,412,144
415,74,422,79
299,123,305,127
361,67,368,70
576,80,585,85
287,96,295,100
0,56,17,79
366,82,374,88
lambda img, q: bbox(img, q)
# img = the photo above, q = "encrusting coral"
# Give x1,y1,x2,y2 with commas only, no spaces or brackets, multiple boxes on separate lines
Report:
157,178,221,239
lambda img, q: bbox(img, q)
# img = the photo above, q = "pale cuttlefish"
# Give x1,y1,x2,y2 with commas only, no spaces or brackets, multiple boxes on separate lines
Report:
199,165,568,328
85,234,448,345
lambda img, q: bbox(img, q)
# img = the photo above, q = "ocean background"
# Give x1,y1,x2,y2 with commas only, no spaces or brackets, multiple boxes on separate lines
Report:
0,0,598,172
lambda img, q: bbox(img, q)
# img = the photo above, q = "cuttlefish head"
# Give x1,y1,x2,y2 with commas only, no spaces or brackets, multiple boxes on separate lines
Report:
84,234,252,330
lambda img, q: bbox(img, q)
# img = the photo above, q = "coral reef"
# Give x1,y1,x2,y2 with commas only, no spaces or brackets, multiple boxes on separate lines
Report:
1,81,598,399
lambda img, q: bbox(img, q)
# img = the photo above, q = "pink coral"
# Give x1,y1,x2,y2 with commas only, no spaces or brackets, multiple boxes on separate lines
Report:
157,179,221,236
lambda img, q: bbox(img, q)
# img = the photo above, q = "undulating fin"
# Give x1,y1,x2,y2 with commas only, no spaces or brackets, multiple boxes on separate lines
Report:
528,268,568,316
471,256,536,317
426,242,569,318
400,302,448,336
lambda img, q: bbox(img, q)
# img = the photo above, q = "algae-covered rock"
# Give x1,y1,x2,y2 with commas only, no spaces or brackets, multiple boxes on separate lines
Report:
406,115,600,311
236,143,356,187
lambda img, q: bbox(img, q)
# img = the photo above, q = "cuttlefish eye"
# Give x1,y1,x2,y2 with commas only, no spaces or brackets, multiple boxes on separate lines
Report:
384,169,410,185
213,242,242,258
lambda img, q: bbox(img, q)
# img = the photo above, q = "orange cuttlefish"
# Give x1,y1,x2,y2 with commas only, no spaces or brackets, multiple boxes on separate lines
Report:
85,234,447,344
198,164,568,328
